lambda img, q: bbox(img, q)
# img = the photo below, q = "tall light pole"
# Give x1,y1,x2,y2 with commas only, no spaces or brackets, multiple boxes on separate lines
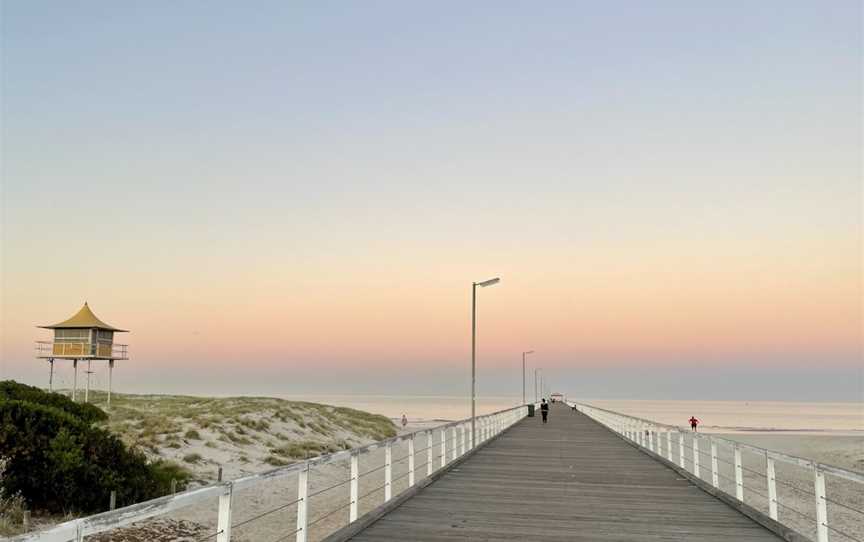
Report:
521,351,534,405
534,367,542,403
472,277,500,449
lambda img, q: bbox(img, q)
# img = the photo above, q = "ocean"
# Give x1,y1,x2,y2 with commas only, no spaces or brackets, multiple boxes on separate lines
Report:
278,394,863,435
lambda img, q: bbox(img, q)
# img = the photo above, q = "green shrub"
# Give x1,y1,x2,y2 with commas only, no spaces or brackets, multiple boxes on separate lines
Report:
182,453,203,464
0,458,26,536
0,380,106,424
148,460,192,492
184,429,201,440
264,455,290,466
0,382,190,514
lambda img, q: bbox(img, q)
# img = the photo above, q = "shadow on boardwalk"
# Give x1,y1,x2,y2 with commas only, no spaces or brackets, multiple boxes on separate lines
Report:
349,404,784,541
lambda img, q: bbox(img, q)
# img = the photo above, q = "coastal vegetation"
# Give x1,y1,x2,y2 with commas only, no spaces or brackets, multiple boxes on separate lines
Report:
0,381,191,534
82,390,397,482
0,382,396,536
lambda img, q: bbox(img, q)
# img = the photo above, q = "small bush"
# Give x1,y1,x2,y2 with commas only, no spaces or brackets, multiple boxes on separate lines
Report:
0,458,26,537
238,418,269,432
183,453,203,464
149,460,193,492
270,440,340,459
184,429,201,440
264,455,289,467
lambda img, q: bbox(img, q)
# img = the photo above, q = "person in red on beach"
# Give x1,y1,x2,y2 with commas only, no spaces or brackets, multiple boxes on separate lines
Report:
689,416,700,432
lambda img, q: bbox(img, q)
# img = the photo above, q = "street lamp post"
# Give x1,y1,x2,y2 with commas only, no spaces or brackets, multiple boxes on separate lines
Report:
471,277,500,450
522,351,534,405
534,367,542,403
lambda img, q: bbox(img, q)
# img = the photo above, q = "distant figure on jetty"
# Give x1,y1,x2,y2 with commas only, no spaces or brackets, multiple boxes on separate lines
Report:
540,399,549,424
401,414,408,429
689,416,700,432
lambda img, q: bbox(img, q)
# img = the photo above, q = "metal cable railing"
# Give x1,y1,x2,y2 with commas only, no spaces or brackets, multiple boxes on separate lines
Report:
16,403,530,542
232,497,304,530
570,400,864,542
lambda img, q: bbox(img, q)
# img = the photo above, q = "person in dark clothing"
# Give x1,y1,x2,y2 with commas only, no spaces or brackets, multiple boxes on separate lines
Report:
689,416,699,432
540,398,549,424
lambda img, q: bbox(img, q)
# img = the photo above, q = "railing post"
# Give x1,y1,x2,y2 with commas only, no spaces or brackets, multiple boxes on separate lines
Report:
693,436,700,478
427,430,433,476
216,482,232,542
679,433,686,468
647,427,653,451
452,426,458,461
408,435,415,488
666,431,673,461
296,464,309,542
384,441,392,502
814,466,828,542
711,439,719,488
440,428,446,468
734,445,744,501
766,454,777,520
461,424,466,456
350,452,359,522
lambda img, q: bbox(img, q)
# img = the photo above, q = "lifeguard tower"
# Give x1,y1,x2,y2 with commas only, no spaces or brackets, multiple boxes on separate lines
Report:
36,302,128,406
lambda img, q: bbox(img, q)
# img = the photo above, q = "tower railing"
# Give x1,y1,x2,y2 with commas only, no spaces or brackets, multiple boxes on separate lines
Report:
35,341,128,359
568,400,864,542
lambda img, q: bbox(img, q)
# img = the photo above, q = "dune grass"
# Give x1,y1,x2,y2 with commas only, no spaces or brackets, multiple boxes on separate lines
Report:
75,390,396,481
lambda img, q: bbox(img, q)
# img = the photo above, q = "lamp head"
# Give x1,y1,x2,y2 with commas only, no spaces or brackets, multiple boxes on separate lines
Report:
475,277,500,288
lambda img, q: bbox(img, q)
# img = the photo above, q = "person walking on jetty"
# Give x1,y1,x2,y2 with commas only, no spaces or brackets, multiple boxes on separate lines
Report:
689,416,700,432
401,414,408,430
540,398,549,424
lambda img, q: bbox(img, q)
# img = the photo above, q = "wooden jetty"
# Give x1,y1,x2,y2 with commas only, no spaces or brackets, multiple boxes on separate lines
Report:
346,404,784,541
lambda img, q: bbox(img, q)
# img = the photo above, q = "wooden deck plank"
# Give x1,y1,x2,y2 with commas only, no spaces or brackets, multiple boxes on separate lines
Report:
349,405,784,541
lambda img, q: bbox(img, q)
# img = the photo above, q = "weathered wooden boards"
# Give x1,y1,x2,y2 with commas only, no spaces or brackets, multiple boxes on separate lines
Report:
349,405,784,541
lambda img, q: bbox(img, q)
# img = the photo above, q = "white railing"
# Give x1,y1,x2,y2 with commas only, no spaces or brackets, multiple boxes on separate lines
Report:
35,341,129,359
568,401,864,542
12,404,529,542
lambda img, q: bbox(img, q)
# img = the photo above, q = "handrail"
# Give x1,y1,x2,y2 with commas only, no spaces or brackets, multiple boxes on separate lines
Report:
568,400,863,542
34,340,129,359
568,401,864,484
12,403,530,542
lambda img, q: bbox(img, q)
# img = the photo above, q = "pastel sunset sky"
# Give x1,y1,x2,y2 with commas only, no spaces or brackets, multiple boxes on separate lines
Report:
1,1,861,400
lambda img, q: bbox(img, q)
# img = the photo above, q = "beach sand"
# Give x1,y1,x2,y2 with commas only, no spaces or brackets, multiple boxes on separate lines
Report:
86,428,450,542
84,417,450,542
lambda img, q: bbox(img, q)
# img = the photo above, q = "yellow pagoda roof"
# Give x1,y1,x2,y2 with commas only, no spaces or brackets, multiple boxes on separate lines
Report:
39,302,128,332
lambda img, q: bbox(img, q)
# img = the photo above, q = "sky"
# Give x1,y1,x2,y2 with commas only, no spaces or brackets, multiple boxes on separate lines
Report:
1,1,861,401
